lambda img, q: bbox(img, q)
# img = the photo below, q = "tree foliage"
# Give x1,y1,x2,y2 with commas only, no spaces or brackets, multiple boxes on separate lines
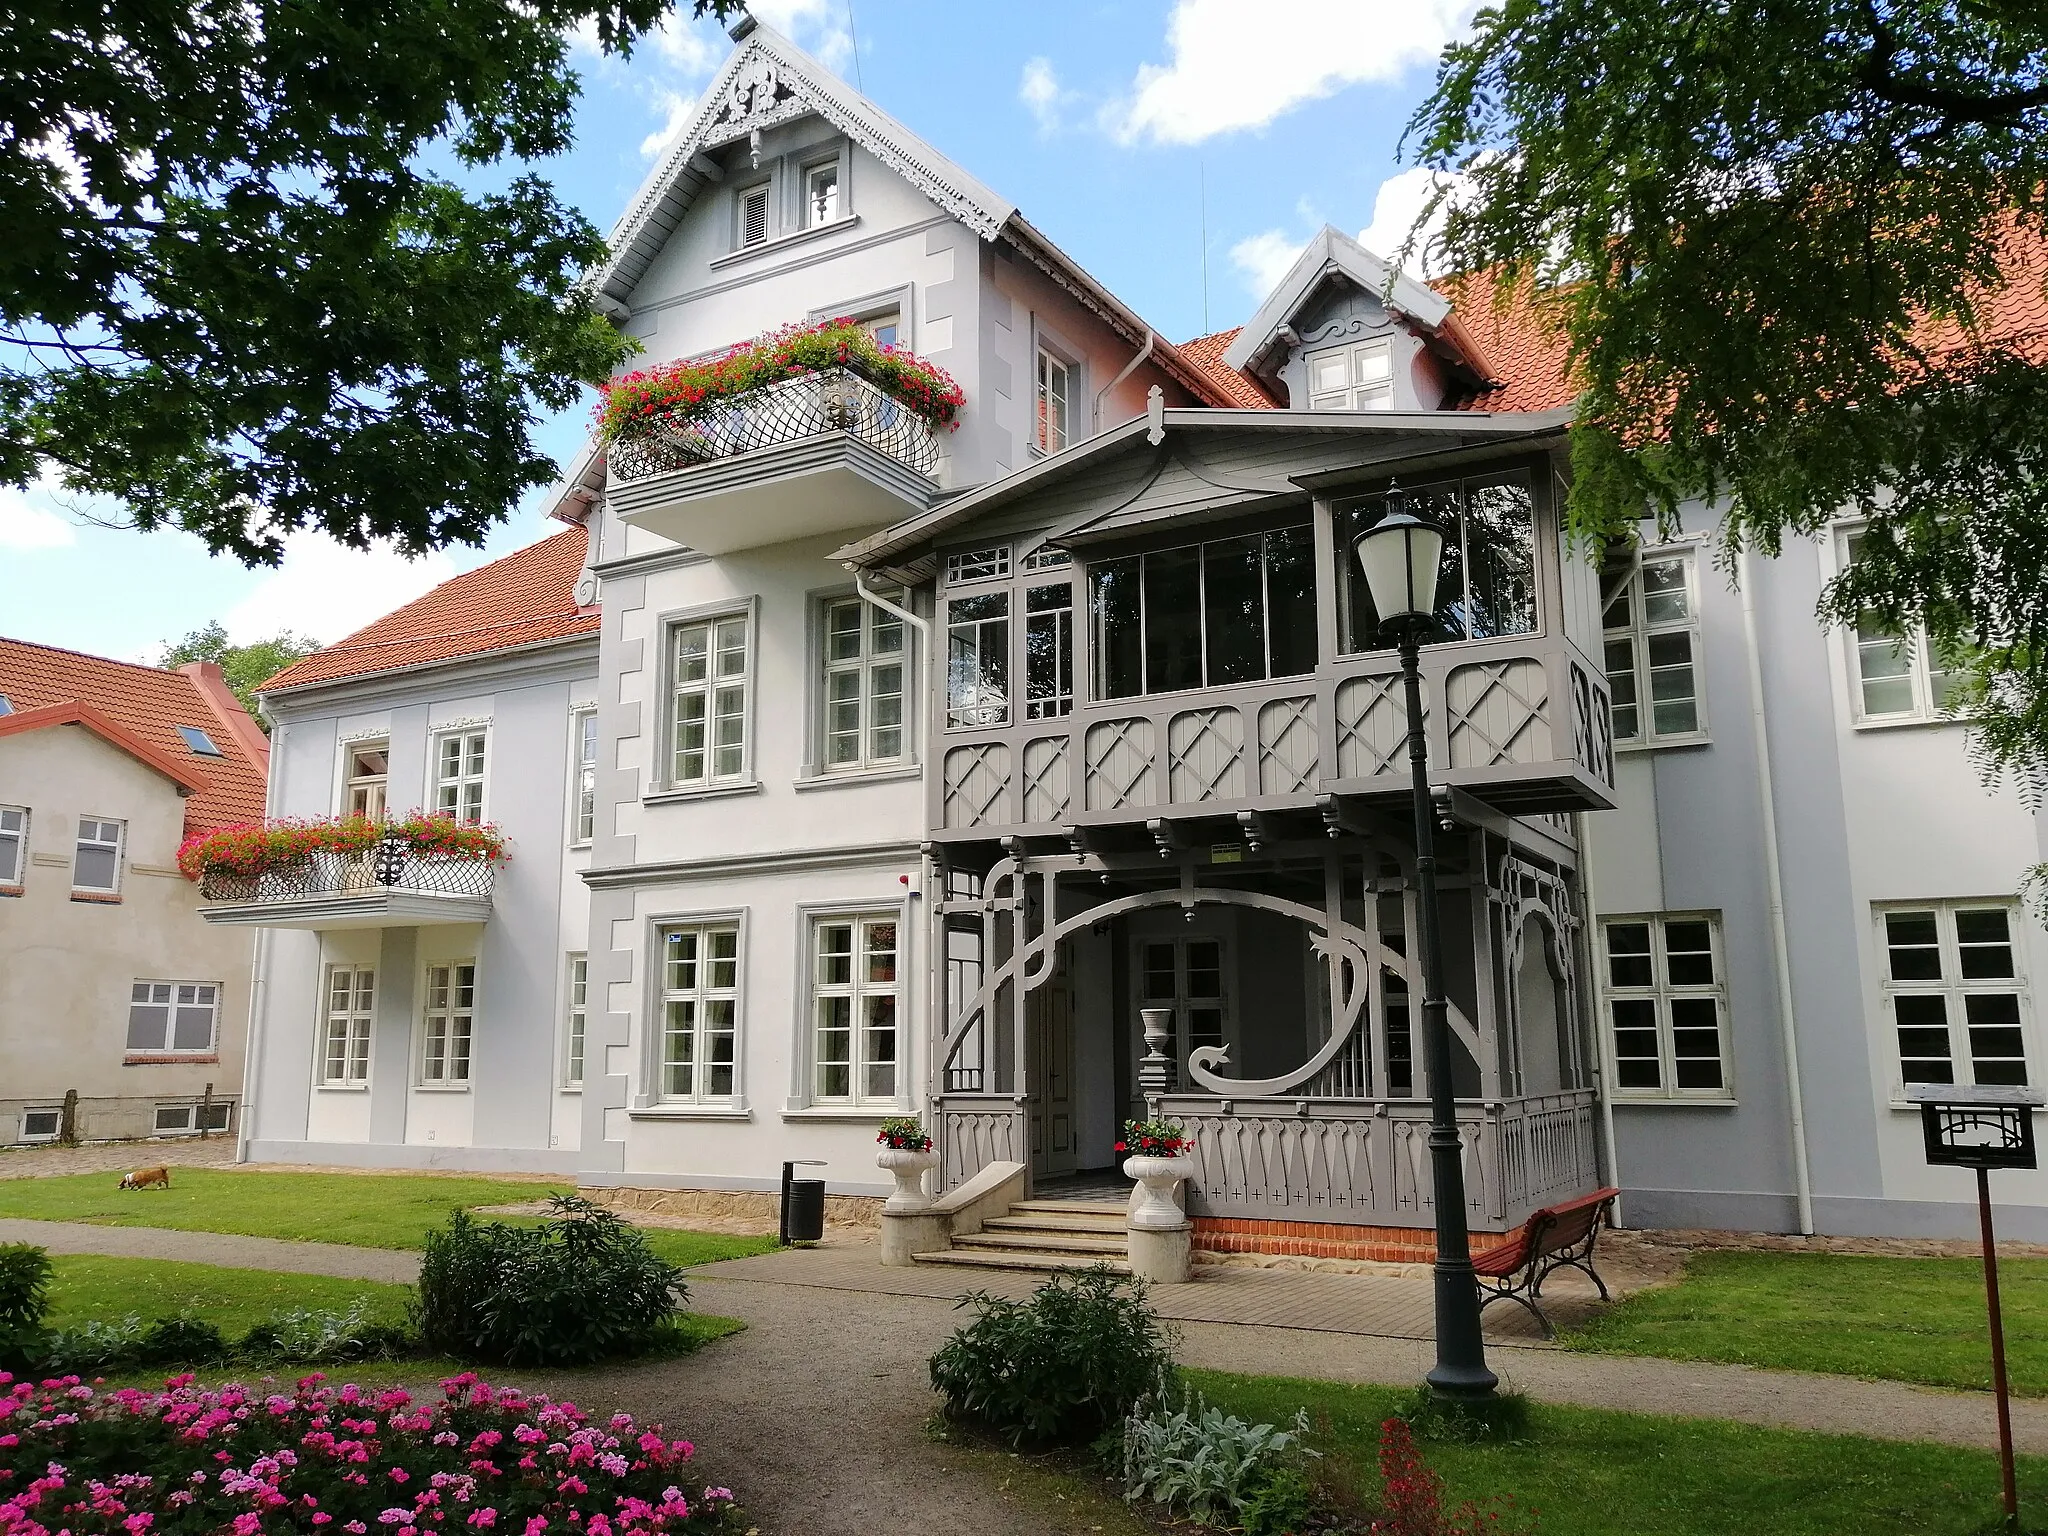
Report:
1409,0,2048,787
0,0,735,567
159,621,318,724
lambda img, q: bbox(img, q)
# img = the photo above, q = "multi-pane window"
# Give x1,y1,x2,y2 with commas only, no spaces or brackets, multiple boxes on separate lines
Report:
154,1102,230,1134
821,595,907,770
862,311,901,348
737,185,768,248
946,592,1010,727
1882,903,2029,1088
1337,475,1538,650
1092,527,1317,699
805,162,840,225
73,817,123,893
811,914,901,1103
1141,936,1227,1073
346,742,389,819
434,731,486,824
0,806,26,885
1601,915,1730,1097
670,615,750,785
420,962,476,1085
321,966,375,1085
1306,339,1394,410
945,546,1010,585
659,923,740,1101
1035,349,1070,455
1604,551,1702,743
1025,582,1075,719
1843,532,1972,721
564,955,588,1087
572,711,598,843
126,982,220,1054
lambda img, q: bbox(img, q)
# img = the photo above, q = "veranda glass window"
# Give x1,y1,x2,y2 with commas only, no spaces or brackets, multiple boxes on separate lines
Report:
1024,581,1074,719
1337,474,1538,651
946,592,1010,727
1091,526,1316,699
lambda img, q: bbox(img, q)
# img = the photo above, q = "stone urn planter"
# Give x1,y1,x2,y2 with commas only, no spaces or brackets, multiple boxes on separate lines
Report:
877,1144,940,1214
1123,1152,1195,1230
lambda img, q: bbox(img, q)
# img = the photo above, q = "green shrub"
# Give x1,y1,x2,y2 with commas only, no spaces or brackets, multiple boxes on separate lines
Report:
0,1243,52,1373
239,1300,411,1364
414,1194,688,1366
928,1266,1177,1447
141,1313,229,1365
1119,1387,1314,1529
46,1314,149,1375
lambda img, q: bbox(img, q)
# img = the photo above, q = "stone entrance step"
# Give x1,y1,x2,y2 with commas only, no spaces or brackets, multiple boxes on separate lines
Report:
1010,1198,1127,1218
911,1247,1132,1276
953,1229,1128,1257
983,1211,1127,1238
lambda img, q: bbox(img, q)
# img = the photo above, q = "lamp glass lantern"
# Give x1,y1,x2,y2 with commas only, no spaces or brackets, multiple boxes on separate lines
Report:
1906,1083,2043,1171
1351,500,1446,632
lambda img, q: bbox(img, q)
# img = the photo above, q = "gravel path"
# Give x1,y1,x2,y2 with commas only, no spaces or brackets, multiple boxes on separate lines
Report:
0,1218,419,1283
0,1140,241,1179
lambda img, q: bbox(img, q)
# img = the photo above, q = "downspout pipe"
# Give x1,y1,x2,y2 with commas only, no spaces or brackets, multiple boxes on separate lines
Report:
1740,550,1816,1235
1093,330,1155,434
854,572,929,639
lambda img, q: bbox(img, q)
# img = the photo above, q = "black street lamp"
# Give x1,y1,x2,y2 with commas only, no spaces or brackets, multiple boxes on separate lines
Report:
1353,488,1499,1401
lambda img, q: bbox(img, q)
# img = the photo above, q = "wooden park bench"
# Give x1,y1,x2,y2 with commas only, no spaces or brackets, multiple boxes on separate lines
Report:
1471,1186,1622,1338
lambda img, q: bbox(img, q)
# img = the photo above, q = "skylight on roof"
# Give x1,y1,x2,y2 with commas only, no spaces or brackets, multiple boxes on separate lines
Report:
177,725,223,757
0,694,11,715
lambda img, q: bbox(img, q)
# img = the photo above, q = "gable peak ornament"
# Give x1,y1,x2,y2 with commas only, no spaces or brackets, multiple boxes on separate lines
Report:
712,53,793,135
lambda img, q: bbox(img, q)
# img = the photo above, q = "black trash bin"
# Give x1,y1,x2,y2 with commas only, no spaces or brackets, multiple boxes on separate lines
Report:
780,1159,827,1245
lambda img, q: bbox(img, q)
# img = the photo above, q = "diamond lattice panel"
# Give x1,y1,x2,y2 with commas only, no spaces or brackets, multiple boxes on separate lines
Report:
942,742,1012,828
1167,707,1245,803
1257,696,1319,794
1021,736,1071,824
1335,675,1411,779
1446,658,1551,768
1084,718,1158,811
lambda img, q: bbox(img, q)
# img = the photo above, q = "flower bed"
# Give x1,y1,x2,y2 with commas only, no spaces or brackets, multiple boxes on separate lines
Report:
178,815,508,884
596,318,964,445
0,1371,745,1536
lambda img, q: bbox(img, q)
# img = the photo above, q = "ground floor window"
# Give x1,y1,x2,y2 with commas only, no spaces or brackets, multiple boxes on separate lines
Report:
1600,914,1731,1098
659,923,740,1101
1138,935,1228,1076
1881,902,2029,1088
420,962,476,1084
126,981,220,1054
321,966,374,1085
565,954,588,1087
154,1102,231,1134
19,1108,60,1141
810,913,901,1103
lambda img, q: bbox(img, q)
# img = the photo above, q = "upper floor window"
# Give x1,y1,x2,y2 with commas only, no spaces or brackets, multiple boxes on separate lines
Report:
0,806,25,887
804,162,840,225
1307,338,1393,410
126,981,220,1055
946,592,1010,728
1035,348,1071,455
346,741,389,819
863,310,900,349
1841,531,1971,723
572,710,598,843
1337,474,1537,651
670,613,750,785
1882,902,2028,1089
434,730,487,824
810,913,901,1104
1092,526,1317,700
1603,549,1703,744
73,816,123,894
1601,914,1731,1099
945,545,1010,586
420,961,476,1085
659,922,740,1103
736,184,769,250
821,594,907,771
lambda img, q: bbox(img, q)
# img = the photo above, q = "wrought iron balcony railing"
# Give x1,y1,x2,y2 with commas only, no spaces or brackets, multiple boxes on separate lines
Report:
607,366,942,484
197,841,497,905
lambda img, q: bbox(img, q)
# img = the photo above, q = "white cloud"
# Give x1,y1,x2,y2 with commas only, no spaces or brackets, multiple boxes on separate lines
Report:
1108,0,1476,146
1358,167,1475,277
640,90,698,159
222,533,458,647
1019,57,1063,135
1231,229,1306,299
750,0,853,74
0,484,80,550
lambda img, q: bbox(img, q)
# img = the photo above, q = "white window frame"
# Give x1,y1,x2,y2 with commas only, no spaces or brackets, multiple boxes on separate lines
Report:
1306,337,1395,411
19,1108,61,1143
154,1104,196,1134
1034,346,1072,456
803,160,841,227
736,181,770,250
433,728,488,824
571,708,598,845
72,815,124,894
1837,528,1972,725
1604,546,1707,747
125,980,221,1056
0,805,26,887
816,591,911,774
664,604,755,791
802,907,907,1108
564,953,588,1089
418,960,476,1087
319,965,375,1087
344,739,390,819
653,917,744,1107
1598,913,1734,1102
1877,900,2032,1095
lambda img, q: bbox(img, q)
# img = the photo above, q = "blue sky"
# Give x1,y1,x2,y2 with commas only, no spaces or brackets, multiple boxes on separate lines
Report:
1,0,1475,662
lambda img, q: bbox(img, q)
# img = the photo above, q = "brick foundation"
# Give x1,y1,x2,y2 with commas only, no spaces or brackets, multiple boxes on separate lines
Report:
1193,1217,1518,1264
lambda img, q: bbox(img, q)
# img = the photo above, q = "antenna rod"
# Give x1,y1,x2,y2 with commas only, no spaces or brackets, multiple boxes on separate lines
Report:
1199,160,1209,334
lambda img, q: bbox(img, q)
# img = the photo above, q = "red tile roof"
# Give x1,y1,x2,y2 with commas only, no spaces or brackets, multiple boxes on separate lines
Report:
1177,328,1281,409
261,525,598,693
0,640,270,835
1430,267,1581,413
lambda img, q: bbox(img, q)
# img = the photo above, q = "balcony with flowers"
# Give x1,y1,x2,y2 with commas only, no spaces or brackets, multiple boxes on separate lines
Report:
598,318,963,554
183,813,505,929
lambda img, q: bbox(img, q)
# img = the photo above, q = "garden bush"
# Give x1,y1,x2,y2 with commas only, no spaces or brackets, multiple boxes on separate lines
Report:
0,1245,51,1375
927,1265,1177,1447
237,1301,411,1365
1119,1388,1314,1533
415,1195,688,1367
0,1370,745,1535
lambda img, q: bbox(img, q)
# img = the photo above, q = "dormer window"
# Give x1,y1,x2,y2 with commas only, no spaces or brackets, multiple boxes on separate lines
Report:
1307,338,1394,411
737,184,769,250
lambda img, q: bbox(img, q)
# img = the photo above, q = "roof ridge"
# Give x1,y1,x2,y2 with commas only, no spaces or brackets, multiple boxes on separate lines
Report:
0,634,184,678
302,608,594,658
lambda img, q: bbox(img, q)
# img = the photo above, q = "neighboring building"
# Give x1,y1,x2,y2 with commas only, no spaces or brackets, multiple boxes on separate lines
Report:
0,640,268,1146
220,16,2048,1244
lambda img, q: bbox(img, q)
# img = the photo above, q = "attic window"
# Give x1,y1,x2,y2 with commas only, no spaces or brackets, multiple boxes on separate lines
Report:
805,162,840,226
1307,339,1394,411
176,726,223,757
738,185,769,249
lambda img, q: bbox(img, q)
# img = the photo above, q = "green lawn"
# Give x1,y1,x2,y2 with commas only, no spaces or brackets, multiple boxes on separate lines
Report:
1563,1250,2048,1395
46,1253,413,1334
0,1170,776,1266
1192,1369,2048,1535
